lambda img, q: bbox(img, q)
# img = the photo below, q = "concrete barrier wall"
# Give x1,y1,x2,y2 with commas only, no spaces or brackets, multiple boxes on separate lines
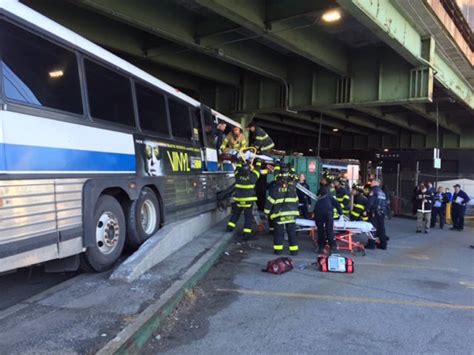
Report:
111,208,230,282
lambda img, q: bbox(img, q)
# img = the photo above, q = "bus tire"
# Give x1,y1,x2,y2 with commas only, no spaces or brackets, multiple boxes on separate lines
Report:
126,187,161,249
81,195,126,272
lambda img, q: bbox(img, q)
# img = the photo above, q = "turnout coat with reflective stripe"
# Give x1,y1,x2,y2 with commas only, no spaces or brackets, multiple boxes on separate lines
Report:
335,187,350,216
264,180,299,223
351,194,368,221
233,167,260,206
253,127,274,152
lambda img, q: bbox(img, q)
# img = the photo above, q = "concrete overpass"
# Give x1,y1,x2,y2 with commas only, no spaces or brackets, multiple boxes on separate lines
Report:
24,0,474,156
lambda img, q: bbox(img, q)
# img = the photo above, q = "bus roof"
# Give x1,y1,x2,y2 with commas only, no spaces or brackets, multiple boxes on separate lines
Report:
0,0,241,128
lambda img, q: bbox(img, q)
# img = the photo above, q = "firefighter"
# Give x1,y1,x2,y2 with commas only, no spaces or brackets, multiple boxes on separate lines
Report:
247,121,275,153
363,183,371,198
264,164,299,255
287,162,298,181
226,160,260,238
220,126,247,153
334,178,351,217
350,184,369,221
366,179,388,250
314,173,343,254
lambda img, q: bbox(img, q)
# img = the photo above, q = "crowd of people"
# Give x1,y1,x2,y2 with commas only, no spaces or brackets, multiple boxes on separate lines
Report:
219,120,470,256
414,182,470,233
221,121,393,255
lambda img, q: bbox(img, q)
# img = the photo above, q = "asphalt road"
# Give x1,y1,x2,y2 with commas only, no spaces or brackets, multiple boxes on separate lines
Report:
144,218,474,354
0,267,78,311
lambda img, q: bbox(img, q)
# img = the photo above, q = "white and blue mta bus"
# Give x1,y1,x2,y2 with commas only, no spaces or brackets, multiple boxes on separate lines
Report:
0,1,238,273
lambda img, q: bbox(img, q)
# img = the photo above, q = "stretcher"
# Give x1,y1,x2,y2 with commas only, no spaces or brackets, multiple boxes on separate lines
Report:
295,217,376,255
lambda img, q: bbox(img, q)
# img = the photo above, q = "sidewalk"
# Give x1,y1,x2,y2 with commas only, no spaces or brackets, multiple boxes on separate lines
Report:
0,219,234,355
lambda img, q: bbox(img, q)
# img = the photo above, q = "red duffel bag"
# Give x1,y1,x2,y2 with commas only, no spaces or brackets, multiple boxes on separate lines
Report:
262,257,294,274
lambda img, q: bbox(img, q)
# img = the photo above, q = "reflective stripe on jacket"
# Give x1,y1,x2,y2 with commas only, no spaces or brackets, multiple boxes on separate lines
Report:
253,127,274,152
233,167,259,206
264,180,299,224
350,194,368,221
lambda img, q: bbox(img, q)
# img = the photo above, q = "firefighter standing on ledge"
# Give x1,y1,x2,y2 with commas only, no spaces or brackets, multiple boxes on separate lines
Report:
247,121,275,153
264,164,300,255
226,160,260,238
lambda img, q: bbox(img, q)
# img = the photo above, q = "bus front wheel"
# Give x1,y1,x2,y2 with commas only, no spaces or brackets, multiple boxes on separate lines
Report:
81,195,126,272
126,187,161,249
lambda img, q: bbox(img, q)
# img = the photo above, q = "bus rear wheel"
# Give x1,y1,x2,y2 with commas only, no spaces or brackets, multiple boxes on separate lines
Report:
81,195,126,272
126,187,160,249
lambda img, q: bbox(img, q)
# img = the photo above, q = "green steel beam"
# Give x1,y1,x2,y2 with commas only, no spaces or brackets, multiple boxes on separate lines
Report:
338,0,474,110
354,107,427,135
195,0,348,75
74,0,289,80
403,103,462,135
25,0,241,86
319,110,400,136
255,114,334,136
270,110,370,136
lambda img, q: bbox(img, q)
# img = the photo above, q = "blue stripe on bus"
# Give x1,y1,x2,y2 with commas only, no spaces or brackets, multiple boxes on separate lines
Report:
0,143,136,172
206,161,218,171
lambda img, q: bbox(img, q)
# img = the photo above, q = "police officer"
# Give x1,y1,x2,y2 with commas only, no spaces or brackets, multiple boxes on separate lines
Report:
314,174,343,255
366,179,388,250
451,184,470,231
350,184,369,221
247,122,275,153
264,164,300,255
226,160,260,238
334,178,351,217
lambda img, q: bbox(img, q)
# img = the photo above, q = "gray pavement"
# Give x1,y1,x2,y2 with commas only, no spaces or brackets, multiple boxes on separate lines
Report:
145,218,474,354
0,220,232,355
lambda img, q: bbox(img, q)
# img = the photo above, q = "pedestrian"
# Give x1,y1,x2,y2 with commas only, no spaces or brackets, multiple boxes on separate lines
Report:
451,184,470,231
314,174,343,255
264,164,299,255
427,182,436,195
220,126,247,153
366,179,388,249
226,160,260,238
430,186,449,229
297,173,310,219
247,121,275,153
415,183,434,233
445,187,453,202
350,184,369,221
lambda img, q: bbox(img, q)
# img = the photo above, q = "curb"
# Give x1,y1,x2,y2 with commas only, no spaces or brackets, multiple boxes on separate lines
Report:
96,230,235,355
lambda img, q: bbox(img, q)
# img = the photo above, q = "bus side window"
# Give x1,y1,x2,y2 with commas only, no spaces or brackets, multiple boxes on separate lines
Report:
84,59,135,127
0,20,83,115
201,109,216,149
135,83,169,136
168,99,192,141
190,109,201,144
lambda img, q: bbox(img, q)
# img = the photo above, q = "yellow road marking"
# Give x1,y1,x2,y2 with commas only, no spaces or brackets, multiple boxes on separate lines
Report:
407,254,431,260
216,288,474,311
460,281,474,289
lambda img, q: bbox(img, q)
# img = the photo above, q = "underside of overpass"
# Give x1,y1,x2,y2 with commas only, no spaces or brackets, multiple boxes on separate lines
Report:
23,0,474,158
